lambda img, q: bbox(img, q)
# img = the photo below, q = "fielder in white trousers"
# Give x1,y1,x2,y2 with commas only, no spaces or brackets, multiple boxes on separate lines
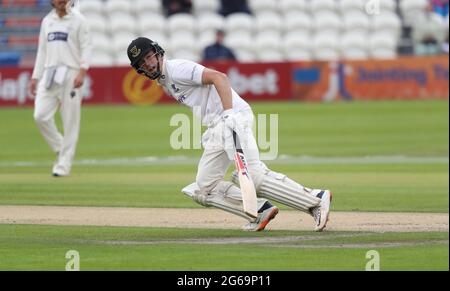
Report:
34,68,82,176
31,1,91,176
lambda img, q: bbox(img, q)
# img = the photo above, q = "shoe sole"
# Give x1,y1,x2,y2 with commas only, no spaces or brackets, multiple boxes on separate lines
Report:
315,190,332,232
256,207,279,231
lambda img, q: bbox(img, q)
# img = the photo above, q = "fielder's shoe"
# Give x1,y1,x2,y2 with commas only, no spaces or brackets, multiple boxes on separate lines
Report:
242,201,279,232
52,172,67,177
52,164,69,177
309,190,332,232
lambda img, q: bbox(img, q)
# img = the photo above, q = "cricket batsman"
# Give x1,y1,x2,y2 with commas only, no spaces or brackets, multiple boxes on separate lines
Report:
127,37,332,231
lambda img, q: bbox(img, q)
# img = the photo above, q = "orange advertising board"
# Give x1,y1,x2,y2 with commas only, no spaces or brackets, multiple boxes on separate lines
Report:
292,55,449,102
343,56,449,100
291,61,334,102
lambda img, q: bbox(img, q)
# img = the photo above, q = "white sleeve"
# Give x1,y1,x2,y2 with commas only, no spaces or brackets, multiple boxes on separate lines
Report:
171,60,205,86
31,19,47,80
78,15,92,70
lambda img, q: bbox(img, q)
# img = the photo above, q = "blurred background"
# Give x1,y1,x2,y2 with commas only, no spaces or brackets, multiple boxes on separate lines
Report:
1,0,449,66
0,0,449,107
0,0,448,106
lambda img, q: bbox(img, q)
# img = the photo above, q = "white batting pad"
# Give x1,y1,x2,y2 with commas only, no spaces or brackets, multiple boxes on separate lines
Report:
232,170,321,212
182,181,268,222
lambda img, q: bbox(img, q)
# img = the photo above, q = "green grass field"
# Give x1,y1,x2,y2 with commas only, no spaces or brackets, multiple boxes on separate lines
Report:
0,163,448,212
0,100,448,271
0,225,447,271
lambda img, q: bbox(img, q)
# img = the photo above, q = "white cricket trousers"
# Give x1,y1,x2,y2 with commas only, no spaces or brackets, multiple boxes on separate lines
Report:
196,109,322,214
33,68,82,175
196,108,260,189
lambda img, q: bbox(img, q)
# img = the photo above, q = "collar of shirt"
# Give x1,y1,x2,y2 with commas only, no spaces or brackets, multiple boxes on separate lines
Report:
157,58,168,86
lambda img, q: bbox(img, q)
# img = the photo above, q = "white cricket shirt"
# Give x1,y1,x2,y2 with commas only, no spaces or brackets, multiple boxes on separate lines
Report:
158,59,250,126
32,9,91,80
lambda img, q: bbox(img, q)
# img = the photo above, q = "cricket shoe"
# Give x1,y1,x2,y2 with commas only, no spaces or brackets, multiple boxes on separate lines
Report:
52,164,70,177
52,152,60,172
309,189,332,232
52,172,68,177
242,201,279,232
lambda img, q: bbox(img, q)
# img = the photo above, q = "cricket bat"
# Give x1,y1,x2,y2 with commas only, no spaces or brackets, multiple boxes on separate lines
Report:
233,131,258,219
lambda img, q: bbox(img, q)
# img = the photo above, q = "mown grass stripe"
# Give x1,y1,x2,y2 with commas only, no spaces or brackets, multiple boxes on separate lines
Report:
0,155,448,168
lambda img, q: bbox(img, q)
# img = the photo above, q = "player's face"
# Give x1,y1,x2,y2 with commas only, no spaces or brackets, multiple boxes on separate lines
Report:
138,51,159,76
52,0,69,11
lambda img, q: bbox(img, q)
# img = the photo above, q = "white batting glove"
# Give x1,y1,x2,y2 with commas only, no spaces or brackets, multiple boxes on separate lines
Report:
222,109,237,132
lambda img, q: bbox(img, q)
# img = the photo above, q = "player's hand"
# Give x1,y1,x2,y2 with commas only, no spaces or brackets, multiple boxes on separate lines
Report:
222,109,237,132
74,69,87,89
29,79,38,97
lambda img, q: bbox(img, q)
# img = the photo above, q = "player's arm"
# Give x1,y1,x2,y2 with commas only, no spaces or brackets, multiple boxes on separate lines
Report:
30,19,47,96
74,17,92,89
201,68,233,110
78,16,92,72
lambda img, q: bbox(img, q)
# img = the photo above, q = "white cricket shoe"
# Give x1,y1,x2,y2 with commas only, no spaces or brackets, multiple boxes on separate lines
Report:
309,206,321,227
310,190,332,232
52,164,70,177
242,202,279,232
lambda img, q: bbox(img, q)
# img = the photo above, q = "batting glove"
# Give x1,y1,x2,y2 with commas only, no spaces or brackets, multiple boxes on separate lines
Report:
222,109,237,132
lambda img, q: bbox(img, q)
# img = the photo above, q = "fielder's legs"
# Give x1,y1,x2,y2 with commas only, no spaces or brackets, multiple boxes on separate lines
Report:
33,74,63,166
56,69,82,176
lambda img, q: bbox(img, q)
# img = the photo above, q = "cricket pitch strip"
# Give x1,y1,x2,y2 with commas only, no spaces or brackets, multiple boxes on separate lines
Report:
0,205,447,232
